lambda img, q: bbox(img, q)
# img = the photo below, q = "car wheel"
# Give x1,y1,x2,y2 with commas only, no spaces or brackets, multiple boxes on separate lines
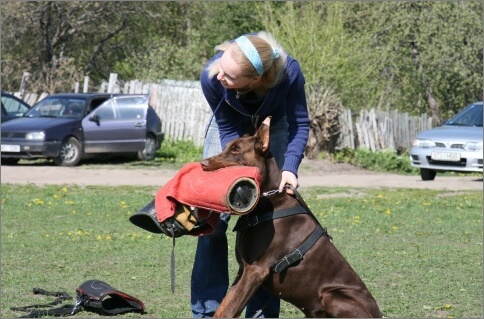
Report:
420,168,436,181
137,135,157,161
54,137,83,166
2,158,19,165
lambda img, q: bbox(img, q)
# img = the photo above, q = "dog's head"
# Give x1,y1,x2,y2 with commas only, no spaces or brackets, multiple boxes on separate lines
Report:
201,117,272,174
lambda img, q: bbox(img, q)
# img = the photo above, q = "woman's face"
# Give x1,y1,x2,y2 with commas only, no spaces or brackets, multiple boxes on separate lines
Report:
216,47,255,89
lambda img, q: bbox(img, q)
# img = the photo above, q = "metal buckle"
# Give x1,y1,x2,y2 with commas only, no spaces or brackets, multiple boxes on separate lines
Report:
71,297,83,315
247,215,259,227
286,249,303,264
272,249,303,273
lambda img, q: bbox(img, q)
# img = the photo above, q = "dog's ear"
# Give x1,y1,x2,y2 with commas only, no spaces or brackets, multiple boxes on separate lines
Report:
256,116,271,154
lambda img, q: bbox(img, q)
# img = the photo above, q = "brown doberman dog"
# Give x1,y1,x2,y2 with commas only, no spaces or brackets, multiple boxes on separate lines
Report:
200,117,382,318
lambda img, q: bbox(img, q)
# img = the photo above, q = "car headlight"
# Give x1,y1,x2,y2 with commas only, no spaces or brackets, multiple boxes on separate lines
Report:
25,131,45,141
463,141,483,151
412,138,435,148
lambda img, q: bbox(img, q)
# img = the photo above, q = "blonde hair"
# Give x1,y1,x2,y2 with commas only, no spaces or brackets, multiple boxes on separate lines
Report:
206,31,288,89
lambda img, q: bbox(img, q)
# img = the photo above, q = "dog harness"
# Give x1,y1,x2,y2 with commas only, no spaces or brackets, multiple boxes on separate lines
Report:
234,185,332,273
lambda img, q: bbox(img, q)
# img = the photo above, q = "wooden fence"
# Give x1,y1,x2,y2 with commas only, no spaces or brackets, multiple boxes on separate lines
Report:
13,73,432,151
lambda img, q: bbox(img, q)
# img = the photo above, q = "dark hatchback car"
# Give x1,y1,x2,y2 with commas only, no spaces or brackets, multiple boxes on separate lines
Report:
1,92,31,123
1,93,164,166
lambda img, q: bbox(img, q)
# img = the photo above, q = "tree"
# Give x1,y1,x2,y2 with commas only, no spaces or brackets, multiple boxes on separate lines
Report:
1,2,153,93
366,1,483,122
130,1,263,81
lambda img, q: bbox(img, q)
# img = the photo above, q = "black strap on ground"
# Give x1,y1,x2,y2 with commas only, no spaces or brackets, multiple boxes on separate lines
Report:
10,288,76,318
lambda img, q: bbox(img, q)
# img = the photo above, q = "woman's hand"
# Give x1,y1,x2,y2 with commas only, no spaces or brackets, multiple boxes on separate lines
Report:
279,171,299,195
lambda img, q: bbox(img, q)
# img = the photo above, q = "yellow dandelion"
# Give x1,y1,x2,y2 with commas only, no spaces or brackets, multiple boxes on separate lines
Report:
377,194,383,199
105,235,112,240
385,209,391,215
392,226,398,230
53,194,61,199
96,235,102,240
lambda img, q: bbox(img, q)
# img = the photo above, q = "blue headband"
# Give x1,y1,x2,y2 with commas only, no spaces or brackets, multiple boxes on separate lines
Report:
235,36,264,76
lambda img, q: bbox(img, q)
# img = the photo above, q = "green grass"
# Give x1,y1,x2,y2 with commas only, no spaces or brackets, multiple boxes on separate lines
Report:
1,184,482,318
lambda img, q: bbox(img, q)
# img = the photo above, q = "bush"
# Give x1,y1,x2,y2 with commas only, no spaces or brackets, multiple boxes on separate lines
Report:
331,148,418,174
156,139,203,164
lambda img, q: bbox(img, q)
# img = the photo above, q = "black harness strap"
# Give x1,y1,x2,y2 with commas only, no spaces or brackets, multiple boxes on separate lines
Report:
10,288,73,311
16,305,79,318
271,226,325,272
233,206,309,232
10,288,76,318
233,185,332,275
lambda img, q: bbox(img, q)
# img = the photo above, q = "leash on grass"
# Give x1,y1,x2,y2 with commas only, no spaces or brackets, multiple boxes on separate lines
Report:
11,280,145,318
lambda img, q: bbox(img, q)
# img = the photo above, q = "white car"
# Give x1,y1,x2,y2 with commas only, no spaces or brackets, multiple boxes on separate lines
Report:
409,101,483,180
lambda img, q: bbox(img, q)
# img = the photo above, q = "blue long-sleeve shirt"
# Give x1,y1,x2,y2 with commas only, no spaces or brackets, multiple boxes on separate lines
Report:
200,50,310,176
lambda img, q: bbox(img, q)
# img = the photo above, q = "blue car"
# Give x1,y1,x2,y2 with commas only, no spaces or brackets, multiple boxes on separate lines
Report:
1,93,164,166
409,101,483,180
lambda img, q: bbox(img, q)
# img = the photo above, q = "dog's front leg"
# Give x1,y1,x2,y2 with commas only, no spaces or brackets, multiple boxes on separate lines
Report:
214,265,270,318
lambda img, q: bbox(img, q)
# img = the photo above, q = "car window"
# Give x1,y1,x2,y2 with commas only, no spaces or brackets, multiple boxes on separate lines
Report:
25,98,86,118
115,97,147,120
447,104,483,127
61,101,85,118
94,100,116,120
86,97,111,114
26,98,64,117
1,95,30,115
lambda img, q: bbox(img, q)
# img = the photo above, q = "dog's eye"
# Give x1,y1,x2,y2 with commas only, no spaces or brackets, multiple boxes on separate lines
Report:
230,145,240,155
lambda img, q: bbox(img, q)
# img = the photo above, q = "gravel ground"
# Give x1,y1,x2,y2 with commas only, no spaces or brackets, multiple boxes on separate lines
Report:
1,158,482,191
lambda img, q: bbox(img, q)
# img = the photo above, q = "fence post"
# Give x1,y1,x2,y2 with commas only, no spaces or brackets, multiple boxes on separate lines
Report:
83,76,90,93
107,73,118,93
19,72,31,98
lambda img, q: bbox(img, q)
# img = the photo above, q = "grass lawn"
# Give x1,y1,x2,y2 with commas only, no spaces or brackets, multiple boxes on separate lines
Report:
1,184,482,318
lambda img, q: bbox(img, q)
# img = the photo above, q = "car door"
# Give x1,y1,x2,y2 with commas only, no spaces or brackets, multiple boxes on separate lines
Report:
1,93,31,122
82,96,147,153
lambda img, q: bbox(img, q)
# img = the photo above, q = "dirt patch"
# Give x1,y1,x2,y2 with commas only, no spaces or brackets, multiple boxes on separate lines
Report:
1,158,482,191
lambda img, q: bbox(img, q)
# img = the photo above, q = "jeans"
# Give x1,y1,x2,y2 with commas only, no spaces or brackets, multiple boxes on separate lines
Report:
191,115,288,318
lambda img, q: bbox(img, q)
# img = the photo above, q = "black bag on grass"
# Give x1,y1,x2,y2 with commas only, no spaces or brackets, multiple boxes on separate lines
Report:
11,279,145,317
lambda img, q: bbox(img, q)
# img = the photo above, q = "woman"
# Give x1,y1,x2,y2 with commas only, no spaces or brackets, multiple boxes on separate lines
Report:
191,31,310,318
